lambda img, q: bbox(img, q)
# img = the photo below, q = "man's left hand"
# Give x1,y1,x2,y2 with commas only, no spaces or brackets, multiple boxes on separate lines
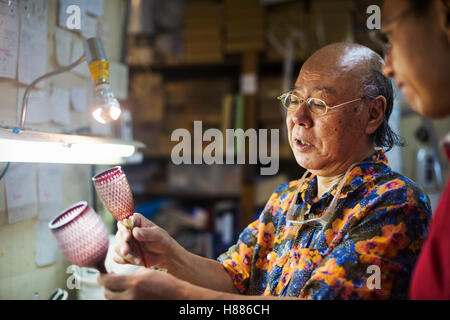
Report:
98,269,189,300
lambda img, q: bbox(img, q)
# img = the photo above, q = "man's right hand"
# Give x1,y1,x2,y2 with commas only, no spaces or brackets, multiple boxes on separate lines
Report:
113,212,239,294
113,213,182,269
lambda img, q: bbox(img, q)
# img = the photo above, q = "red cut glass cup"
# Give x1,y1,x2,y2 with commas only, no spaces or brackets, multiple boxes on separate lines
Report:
92,166,149,268
49,201,109,273
92,166,134,223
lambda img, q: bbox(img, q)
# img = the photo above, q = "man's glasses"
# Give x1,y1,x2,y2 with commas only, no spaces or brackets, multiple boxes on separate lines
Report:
277,92,362,115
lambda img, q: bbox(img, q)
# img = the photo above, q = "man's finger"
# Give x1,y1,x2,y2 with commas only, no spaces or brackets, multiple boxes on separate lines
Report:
133,213,155,228
132,226,164,243
103,288,128,300
117,221,132,240
98,273,130,292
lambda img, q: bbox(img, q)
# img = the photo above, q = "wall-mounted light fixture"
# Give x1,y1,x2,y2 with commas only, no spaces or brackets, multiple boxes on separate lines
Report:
0,37,144,165
20,38,121,128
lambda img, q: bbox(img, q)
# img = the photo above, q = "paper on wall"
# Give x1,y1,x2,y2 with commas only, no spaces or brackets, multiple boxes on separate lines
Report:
37,164,63,220
81,14,97,39
35,219,58,267
50,88,71,126
54,27,72,67
70,87,88,112
0,0,19,79
4,163,38,224
96,20,109,45
86,0,103,17
17,87,50,124
71,40,90,78
17,0,48,87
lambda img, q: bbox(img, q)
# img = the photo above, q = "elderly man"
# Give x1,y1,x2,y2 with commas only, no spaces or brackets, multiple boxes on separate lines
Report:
379,0,450,299
98,43,431,300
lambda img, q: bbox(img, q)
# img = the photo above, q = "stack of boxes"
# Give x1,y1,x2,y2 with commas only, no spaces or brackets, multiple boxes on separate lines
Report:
224,0,265,53
183,1,224,64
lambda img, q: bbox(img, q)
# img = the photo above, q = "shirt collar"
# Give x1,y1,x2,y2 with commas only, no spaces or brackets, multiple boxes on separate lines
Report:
298,150,390,204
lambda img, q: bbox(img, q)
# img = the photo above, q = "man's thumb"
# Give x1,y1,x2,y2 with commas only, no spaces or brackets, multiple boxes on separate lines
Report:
132,227,148,241
132,213,154,228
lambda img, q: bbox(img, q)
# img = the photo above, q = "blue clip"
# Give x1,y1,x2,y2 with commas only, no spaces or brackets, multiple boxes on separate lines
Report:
12,127,21,134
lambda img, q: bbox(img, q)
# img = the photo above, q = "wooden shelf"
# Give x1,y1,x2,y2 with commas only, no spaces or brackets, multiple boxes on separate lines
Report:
129,58,304,78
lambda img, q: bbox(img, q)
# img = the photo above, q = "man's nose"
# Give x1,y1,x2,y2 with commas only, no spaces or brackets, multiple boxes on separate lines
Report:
289,103,313,128
382,53,395,78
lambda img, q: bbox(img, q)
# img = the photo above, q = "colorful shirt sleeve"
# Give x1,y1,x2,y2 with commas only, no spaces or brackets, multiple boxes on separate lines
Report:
217,183,287,294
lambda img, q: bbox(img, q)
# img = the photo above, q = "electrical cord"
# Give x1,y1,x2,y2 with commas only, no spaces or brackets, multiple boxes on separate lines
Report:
0,163,10,181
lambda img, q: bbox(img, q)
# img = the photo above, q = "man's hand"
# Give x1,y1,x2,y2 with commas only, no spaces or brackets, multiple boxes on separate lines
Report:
98,270,304,300
113,213,242,295
98,269,189,300
113,213,184,269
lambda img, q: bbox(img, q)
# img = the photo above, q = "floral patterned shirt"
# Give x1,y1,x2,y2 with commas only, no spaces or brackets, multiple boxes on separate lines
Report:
217,151,431,299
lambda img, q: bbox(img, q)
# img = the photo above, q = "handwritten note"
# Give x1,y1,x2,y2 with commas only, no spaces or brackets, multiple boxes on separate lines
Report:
50,88,71,126
35,219,58,267
0,0,19,79
54,27,72,67
5,163,38,224
37,164,63,220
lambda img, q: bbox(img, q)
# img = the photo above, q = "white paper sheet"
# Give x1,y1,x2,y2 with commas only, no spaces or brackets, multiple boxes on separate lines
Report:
5,163,38,224
70,87,88,112
17,0,48,86
50,88,70,126
17,87,50,124
35,219,58,267
110,61,129,100
96,20,109,45
0,0,19,79
54,27,72,67
86,0,103,17
37,164,63,220
71,40,90,78
81,14,97,39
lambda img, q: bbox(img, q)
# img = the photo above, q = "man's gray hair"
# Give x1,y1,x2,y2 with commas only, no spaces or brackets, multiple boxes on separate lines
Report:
362,52,404,151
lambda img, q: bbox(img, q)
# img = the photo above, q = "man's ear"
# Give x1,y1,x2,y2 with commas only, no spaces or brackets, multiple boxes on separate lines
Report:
365,96,387,135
